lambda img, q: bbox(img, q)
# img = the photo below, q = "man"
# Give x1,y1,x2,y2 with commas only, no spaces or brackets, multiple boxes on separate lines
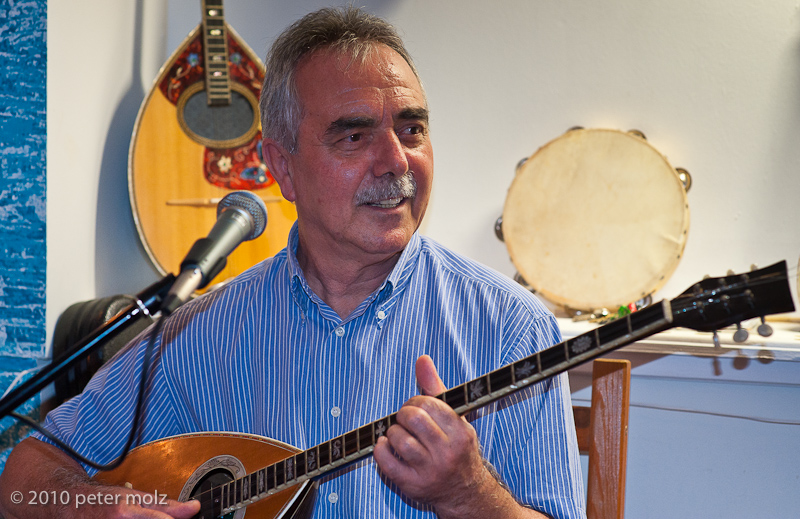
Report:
0,7,585,519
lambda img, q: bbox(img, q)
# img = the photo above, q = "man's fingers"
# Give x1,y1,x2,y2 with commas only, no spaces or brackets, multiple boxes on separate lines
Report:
144,497,200,518
415,355,447,396
115,491,200,519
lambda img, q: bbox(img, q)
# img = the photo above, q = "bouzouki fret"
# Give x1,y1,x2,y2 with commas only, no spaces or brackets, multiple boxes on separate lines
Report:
249,472,258,499
274,459,285,486
358,424,372,451
443,384,466,408
266,464,275,491
629,303,666,330
295,452,306,478
536,346,562,372
596,317,629,346
488,365,513,394
318,440,330,467
626,312,633,334
241,476,248,503
344,431,358,456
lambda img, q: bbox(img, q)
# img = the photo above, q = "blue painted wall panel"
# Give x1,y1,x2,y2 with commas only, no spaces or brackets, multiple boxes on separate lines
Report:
0,0,47,471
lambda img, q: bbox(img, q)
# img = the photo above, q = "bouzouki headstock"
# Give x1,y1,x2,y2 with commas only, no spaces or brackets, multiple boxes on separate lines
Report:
669,261,795,332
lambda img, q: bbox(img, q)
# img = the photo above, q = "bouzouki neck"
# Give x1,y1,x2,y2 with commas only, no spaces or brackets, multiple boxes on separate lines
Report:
201,0,231,105
192,261,795,518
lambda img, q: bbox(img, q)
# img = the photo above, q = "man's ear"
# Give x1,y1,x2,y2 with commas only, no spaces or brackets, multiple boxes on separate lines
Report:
261,137,297,202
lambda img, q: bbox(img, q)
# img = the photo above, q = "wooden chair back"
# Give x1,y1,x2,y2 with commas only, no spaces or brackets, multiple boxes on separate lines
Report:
573,358,631,519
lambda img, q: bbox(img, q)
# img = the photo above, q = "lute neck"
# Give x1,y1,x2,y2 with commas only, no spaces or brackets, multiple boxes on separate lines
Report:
201,0,230,106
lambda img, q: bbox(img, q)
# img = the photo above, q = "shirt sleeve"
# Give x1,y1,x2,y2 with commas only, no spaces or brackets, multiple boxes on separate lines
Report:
32,325,184,476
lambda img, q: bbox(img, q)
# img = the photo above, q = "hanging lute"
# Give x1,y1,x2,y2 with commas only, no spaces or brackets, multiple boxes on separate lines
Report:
129,0,296,290
94,261,795,518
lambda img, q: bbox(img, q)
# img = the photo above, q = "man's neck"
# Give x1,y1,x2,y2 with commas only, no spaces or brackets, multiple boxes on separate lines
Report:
296,237,402,319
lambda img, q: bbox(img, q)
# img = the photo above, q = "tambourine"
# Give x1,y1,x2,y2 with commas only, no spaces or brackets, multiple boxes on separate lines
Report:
500,128,690,313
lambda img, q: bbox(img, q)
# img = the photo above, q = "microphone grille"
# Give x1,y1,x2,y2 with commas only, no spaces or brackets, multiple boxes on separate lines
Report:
217,191,268,241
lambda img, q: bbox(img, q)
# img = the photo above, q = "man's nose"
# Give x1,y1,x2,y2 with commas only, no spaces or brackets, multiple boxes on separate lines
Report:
373,130,409,176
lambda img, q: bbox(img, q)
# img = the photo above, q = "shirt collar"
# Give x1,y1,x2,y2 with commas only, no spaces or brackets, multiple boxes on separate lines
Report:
286,222,422,319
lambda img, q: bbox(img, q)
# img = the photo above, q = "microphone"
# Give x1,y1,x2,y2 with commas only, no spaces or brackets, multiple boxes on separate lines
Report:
161,191,268,315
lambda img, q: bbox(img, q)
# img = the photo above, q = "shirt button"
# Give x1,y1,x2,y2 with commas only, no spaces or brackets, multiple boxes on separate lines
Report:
328,492,339,504
330,406,341,418
334,326,345,337
377,310,386,320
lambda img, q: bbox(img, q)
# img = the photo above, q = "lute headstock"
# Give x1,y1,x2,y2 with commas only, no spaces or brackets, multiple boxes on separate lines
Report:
670,261,795,333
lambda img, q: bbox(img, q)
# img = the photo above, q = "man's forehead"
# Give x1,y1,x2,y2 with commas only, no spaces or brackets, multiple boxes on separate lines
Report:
295,45,426,110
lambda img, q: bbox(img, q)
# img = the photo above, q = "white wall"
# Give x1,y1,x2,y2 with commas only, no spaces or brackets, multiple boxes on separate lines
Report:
48,0,800,345
47,1,800,515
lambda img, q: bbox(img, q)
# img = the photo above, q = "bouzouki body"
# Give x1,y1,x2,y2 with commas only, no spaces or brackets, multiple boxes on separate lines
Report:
94,432,316,519
129,0,296,288
93,262,795,519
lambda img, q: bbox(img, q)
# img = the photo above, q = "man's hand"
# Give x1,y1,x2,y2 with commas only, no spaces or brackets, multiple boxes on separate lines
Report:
0,437,200,519
373,355,546,519
373,355,486,512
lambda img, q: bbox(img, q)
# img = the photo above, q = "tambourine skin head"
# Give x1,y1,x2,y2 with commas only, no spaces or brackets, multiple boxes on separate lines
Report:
502,128,690,312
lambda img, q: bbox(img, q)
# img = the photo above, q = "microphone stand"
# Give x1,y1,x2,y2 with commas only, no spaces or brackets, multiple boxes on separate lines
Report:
0,274,175,420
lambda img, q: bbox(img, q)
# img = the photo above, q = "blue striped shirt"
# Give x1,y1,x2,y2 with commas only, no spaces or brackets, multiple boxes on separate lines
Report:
38,225,585,518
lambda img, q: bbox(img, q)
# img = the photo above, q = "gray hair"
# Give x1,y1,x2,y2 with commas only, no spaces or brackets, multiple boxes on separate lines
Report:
259,6,423,153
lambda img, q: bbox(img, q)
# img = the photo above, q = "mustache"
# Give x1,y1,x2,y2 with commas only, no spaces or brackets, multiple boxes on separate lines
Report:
354,171,417,205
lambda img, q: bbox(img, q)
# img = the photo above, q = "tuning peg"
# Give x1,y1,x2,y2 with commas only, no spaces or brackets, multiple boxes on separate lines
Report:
757,316,773,337
733,323,749,343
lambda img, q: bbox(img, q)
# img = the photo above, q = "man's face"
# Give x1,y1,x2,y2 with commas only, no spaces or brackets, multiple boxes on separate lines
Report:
274,45,433,264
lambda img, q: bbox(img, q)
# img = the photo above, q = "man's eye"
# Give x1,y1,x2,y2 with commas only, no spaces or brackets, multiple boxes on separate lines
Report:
401,125,425,137
346,133,362,142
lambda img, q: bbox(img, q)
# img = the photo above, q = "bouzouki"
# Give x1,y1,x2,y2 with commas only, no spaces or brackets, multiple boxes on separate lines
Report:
94,261,795,518
129,0,296,289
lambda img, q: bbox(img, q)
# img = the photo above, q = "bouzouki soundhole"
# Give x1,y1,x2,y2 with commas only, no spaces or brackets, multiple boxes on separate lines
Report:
176,82,260,149
179,454,247,519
